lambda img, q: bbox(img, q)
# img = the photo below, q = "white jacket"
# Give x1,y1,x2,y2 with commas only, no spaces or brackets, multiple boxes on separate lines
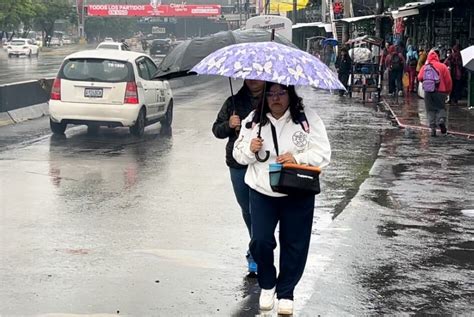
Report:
233,107,331,197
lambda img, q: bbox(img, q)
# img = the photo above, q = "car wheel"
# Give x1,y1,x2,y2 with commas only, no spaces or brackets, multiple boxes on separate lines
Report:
7,54,12,58
87,124,100,135
50,119,66,135
130,108,146,137
160,100,173,128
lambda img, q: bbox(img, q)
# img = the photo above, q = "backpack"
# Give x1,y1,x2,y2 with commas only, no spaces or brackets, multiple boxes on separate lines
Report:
391,54,402,71
422,64,440,93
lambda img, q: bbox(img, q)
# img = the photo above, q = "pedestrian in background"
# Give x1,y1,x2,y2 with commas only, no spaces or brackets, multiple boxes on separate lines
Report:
444,44,464,105
406,45,419,93
212,79,265,274
418,50,453,137
381,42,390,80
335,47,352,96
233,82,331,315
385,45,405,96
417,48,427,72
323,44,334,67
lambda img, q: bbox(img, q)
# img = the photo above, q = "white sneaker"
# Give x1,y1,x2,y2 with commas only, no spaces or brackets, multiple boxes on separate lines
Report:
259,287,275,311
277,299,294,315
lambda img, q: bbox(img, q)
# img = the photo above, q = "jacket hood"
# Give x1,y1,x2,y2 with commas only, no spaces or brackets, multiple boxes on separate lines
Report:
427,50,440,63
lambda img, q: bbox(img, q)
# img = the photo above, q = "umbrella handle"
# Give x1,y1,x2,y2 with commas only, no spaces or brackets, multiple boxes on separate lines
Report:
256,150,270,162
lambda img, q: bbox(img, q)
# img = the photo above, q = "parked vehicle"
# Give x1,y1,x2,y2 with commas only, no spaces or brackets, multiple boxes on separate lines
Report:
96,41,130,51
49,50,174,136
62,37,73,45
149,39,170,56
49,37,63,46
6,38,39,57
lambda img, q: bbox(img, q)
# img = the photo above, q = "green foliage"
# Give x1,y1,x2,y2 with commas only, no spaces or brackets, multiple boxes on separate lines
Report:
33,0,76,43
0,0,36,32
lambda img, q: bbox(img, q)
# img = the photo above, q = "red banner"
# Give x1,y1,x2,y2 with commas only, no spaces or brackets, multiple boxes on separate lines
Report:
87,4,221,17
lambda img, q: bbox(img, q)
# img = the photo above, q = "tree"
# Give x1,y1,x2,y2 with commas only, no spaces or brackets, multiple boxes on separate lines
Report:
85,17,136,42
0,0,36,40
33,0,75,46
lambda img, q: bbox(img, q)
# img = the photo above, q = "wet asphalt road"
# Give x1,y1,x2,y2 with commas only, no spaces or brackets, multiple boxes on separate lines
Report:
0,76,473,315
0,44,162,85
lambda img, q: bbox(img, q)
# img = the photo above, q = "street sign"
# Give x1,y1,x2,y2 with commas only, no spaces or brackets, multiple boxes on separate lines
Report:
152,26,166,34
246,15,293,41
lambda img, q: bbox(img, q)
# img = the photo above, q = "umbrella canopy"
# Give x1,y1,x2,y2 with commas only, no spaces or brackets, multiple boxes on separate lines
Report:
322,38,338,46
461,45,474,71
190,41,345,90
154,29,296,79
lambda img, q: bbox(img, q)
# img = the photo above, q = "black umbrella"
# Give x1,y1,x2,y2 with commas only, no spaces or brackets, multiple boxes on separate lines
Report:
153,28,296,79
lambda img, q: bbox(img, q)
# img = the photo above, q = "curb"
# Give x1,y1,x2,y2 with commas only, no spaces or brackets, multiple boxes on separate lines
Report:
6,103,49,124
380,99,474,139
0,112,14,127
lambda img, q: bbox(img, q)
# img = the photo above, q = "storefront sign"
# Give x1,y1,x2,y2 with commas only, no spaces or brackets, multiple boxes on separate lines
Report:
87,4,221,17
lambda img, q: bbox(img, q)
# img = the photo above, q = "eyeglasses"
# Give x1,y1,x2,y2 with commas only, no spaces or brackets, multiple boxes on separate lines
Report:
266,90,288,98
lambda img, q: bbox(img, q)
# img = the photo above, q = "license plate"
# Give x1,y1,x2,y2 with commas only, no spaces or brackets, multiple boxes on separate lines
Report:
84,88,103,98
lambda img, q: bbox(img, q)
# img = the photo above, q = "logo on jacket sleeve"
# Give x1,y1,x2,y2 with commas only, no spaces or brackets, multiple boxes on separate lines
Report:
292,131,308,148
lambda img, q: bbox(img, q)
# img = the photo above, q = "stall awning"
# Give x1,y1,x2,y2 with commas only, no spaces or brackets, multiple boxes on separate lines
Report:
391,8,419,19
339,15,377,23
391,1,434,19
292,22,332,33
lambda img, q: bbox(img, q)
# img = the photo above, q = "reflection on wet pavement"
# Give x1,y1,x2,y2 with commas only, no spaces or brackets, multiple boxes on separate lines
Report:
356,129,474,315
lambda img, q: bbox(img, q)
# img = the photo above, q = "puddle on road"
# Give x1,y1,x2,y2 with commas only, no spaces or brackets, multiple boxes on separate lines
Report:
368,189,399,209
422,240,474,269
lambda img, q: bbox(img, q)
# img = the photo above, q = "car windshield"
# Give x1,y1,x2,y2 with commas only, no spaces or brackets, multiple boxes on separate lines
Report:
61,58,132,82
11,40,26,46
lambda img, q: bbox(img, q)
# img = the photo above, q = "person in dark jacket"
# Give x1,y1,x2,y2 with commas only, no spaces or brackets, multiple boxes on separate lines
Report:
444,44,463,105
335,47,352,96
385,45,406,96
212,79,265,274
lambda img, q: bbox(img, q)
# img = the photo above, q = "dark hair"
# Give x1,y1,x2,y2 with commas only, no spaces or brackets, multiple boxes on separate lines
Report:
251,82,304,127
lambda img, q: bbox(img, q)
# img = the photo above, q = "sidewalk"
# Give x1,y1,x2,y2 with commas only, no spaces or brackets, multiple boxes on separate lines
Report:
381,93,474,138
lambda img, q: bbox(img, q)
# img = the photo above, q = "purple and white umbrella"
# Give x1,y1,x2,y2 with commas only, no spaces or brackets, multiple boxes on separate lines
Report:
190,41,345,90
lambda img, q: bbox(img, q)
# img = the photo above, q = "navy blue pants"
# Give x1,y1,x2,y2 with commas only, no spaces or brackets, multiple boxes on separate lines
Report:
229,167,251,236
230,167,255,262
249,188,315,300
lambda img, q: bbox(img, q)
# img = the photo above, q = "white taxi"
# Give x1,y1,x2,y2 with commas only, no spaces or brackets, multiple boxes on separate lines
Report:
96,41,129,51
49,50,173,136
7,38,39,57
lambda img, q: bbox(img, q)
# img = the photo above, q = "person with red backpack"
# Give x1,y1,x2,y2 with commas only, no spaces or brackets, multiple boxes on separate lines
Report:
385,45,405,96
418,50,453,137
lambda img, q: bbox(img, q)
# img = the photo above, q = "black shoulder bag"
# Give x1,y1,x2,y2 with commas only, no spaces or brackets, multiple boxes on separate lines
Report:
269,123,321,196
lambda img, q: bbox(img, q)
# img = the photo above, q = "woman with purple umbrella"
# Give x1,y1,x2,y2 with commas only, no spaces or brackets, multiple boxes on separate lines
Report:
233,82,331,315
212,79,265,275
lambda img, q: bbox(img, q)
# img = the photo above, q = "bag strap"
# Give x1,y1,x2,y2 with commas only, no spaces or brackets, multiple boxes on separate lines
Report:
270,123,279,156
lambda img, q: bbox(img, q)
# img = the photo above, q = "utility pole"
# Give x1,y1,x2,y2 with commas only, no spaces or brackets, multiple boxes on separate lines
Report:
238,0,242,28
375,0,384,39
292,0,297,24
